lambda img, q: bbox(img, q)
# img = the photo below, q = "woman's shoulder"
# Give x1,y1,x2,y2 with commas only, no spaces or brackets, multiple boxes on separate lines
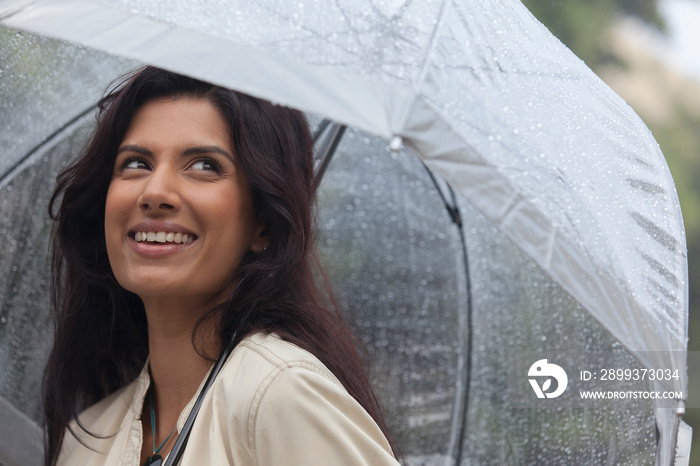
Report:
229,331,350,417
215,331,342,402
212,332,398,464
232,332,339,380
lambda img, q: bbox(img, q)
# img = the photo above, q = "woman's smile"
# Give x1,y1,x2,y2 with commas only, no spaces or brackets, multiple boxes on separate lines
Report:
104,97,266,305
126,221,199,257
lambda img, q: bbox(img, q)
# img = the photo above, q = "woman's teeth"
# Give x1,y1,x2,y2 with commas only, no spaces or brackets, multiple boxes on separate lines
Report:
134,231,194,244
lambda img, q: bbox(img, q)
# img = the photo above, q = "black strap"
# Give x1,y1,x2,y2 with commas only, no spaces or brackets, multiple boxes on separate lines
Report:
163,331,240,466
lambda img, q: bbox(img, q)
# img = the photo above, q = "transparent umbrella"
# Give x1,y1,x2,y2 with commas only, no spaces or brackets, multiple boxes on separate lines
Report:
0,0,690,465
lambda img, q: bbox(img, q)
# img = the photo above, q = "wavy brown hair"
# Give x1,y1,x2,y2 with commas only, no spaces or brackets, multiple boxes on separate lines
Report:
44,66,399,465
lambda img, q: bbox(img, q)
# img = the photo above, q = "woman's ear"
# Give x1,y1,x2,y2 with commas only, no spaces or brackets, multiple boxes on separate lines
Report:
250,222,268,253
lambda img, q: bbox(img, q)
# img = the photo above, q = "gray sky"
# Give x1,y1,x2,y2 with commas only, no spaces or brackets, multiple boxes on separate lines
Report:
661,0,700,80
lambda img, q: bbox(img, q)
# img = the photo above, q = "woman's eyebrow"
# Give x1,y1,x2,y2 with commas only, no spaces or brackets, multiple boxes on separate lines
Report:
117,145,152,156
116,145,233,162
183,146,234,162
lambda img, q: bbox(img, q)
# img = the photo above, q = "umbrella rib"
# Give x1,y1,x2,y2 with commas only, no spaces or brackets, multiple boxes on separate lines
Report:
312,121,347,192
249,2,382,69
312,119,332,143
0,105,94,188
415,0,449,90
449,184,472,466
422,164,472,465
0,0,40,21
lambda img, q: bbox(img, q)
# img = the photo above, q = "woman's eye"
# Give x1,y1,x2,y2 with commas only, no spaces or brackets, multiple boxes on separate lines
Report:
120,158,149,170
190,159,221,173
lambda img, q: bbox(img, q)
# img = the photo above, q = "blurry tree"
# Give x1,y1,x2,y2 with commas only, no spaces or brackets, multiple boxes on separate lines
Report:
521,0,665,67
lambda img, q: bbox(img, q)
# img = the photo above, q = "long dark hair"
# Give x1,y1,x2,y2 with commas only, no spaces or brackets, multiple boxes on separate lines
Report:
44,66,399,465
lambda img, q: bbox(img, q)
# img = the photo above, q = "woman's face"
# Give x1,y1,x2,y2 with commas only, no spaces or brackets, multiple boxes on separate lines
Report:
105,97,265,309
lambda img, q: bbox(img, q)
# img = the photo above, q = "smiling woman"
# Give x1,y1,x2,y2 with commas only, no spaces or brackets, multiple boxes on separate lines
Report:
43,67,402,466
105,98,264,306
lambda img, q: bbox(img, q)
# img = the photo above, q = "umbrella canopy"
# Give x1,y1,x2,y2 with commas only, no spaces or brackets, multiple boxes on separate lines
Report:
0,0,689,465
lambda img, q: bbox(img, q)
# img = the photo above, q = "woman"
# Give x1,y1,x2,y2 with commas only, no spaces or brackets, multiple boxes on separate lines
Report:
44,66,401,465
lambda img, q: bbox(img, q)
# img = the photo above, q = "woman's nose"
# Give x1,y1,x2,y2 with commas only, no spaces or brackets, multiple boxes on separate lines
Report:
137,167,181,213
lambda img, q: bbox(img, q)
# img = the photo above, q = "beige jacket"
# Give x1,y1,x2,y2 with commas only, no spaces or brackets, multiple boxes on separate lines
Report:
58,332,399,465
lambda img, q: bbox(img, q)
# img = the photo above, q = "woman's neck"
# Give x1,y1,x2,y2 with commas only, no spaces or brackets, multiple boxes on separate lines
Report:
143,296,220,427
139,297,221,464
148,327,214,408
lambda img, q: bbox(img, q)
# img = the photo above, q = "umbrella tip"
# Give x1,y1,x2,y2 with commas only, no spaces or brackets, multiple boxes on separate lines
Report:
389,136,403,153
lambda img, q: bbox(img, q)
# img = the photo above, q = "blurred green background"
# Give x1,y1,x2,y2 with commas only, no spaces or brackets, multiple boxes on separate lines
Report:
521,0,700,463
